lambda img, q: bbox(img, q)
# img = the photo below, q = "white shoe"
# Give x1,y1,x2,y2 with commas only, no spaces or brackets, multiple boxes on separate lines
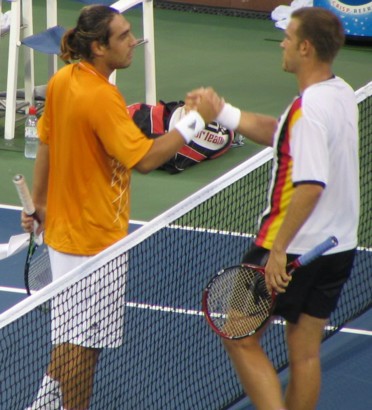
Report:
25,375,62,410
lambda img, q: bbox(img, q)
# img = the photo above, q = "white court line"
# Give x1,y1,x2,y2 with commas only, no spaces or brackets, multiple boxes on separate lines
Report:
130,219,148,226
0,204,149,226
272,318,372,336
0,286,27,294
126,301,204,316
0,289,370,336
125,302,372,336
0,204,23,211
339,327,372,336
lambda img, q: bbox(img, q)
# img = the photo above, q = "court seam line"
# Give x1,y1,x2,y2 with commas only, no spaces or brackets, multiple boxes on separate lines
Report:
0,204,149,226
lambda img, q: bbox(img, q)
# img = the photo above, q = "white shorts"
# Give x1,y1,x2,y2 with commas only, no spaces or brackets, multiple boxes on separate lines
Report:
48,247,127,349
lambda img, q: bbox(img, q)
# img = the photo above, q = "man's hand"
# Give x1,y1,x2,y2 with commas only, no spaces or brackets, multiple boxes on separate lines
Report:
21,210,44,236
264,249,292,294
185,87,224,125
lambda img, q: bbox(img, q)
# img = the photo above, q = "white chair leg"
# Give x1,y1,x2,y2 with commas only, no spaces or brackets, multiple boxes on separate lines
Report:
22,0,35,110
46,0,58,78
4,0,21,140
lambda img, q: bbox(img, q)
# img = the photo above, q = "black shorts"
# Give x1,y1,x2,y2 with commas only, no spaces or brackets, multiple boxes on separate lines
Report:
242,244,356,324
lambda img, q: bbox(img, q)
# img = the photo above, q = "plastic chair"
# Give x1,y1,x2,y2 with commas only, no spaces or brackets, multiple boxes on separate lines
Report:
3,0,156,140
21,25,66,54
2,1,104,140
3,0,35,140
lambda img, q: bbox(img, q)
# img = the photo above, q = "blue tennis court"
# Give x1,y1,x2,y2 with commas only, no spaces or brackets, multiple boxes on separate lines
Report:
1,205,371,410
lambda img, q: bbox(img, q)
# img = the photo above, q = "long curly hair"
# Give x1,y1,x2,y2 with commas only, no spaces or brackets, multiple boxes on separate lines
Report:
60,5,119,64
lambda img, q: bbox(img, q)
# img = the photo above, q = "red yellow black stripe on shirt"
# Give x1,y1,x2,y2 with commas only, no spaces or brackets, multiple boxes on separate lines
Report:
255,97,302,250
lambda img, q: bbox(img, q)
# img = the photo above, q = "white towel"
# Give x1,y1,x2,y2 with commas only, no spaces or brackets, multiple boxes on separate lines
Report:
0,11,11,35
0,233,30,260
271,0,314,30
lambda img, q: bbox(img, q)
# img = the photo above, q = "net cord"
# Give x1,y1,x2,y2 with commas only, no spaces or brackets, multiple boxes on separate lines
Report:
355,81,372,103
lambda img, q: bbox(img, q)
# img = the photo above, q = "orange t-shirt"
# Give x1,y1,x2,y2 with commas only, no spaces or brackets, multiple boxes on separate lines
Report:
38,62,153,255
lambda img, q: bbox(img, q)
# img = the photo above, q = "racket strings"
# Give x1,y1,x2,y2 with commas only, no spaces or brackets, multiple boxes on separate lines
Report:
207,266,272,338
27,246,52,293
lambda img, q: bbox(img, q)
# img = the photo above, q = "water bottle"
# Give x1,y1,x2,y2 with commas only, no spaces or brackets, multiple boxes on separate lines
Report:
24,106,39,159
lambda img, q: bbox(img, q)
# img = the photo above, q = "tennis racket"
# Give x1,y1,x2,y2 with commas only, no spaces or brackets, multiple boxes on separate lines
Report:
13,174,52,296
202,236,338,339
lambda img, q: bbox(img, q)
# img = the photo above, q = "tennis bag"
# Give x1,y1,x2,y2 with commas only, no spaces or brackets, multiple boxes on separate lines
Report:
128,101,234,174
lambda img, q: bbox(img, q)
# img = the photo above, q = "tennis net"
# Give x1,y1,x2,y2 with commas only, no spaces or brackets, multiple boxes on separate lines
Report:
0,81,371,409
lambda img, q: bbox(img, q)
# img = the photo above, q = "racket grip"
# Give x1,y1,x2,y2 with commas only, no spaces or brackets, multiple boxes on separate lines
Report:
13,174,36,216
13,174,43,245
296,236,338,267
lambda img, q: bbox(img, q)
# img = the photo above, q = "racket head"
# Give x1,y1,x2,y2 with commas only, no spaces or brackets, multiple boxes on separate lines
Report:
24,233,52,296
202,264,274,339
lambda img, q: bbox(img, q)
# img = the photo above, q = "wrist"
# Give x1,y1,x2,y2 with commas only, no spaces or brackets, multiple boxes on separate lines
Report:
175,111,205,144
216,103,241,131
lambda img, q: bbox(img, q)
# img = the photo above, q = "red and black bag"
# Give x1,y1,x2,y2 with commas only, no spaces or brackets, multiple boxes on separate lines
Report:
128,101,234,174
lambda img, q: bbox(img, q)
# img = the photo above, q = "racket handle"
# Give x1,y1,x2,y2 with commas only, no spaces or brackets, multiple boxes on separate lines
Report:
13,174,36,216
296,236,338,267
13,175,43,246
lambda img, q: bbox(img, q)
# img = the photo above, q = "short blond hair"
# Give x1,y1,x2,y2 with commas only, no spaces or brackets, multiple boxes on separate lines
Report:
292,7,345,63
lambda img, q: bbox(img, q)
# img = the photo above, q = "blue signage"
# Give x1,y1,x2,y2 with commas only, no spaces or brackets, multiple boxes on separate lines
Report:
313,0,372,38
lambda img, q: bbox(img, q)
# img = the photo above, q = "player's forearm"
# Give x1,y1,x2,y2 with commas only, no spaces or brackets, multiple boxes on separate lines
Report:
136,108,215,173
134,130,186,173
215,103,277,146
236,112,277,147
32,142,49,212
272,183,324,253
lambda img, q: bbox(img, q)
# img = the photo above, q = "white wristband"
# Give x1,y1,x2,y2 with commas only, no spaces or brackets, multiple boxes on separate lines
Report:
216,103,241,131
175,111,205,144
